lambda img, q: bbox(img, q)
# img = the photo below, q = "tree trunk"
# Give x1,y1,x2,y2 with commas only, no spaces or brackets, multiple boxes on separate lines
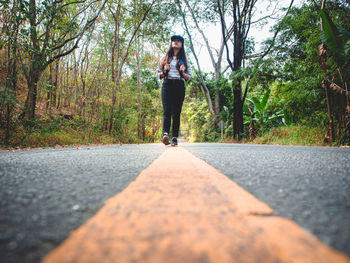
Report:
216,0,262,141
319,0,335,143
177,0,216,118
5,0,21,143
46,56,59,110
23,59,42,120
5,32,18,144
109,82,118,134
214,88,220,125
249,121,257,140
136,35,143,139
109,3,121,134
46,63,54,112
233,82,243,140
182,0,226,123
80,55,86,118
108,0,155,134
23,0,41,120
232,90,244,140
232,37,244,140
53,59,59,107
345,105,350,144
318,43,334,142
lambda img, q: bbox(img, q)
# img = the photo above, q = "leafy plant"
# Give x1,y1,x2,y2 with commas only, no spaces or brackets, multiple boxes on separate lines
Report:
320,6,350,144
282,110,293,126
244,89,284,128
320,9,350,68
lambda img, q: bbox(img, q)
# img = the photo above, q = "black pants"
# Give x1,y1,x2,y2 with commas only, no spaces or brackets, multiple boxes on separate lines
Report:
161,79,185,137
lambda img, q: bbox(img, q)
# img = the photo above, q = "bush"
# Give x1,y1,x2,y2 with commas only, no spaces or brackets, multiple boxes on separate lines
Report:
252,125,328,146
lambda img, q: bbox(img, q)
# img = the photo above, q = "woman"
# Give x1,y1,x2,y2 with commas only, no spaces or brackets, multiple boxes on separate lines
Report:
158,35,191,146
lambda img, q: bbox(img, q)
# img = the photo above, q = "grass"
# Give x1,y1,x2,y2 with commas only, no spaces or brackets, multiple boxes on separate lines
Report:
0,116,142,149
201,125,333,146
1,121,336,149
1,128,122,149
251,125,328,146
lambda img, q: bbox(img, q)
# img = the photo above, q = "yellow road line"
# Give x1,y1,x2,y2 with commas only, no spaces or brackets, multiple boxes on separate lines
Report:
42,146,350,263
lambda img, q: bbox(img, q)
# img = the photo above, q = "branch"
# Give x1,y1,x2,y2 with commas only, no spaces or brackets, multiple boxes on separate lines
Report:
250,15,279,25
241,0,295,105
222,64,231,75
259,0,295,60
250,1,280,25
47,0,108,66
176,0,215,116
183,0,217,70
117,0,156,79
42,5,60,50
217,0,233,71
242,77,250,103
51,0,101,52
62,1,88,9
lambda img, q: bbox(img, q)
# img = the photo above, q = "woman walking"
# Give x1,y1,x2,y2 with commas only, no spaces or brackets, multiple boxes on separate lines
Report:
158,35,191,146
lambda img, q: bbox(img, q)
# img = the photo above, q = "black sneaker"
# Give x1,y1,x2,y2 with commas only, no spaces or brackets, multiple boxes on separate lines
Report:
171,137,178,146
162,133,170,145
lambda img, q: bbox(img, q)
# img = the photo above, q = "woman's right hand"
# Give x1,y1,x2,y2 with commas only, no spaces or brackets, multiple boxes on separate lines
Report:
164,63,170,71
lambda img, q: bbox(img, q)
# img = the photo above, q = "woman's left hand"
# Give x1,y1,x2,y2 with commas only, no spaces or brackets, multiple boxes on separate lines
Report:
180,65,186,72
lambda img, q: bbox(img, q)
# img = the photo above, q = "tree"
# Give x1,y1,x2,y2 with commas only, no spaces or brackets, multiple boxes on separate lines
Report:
319,0,350,143
217,0,295,140
216,0,258,140
107,0,157,133
176,0,228,122
129,0,169,139
17,0,107,120
256,0,349,143
1,0,23,143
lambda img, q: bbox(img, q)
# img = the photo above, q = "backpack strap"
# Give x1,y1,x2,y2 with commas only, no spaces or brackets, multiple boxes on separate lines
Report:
160,55,169,80
161,55,186,80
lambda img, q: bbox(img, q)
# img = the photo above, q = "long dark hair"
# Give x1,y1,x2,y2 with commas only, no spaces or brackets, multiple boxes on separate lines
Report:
161,42,189,73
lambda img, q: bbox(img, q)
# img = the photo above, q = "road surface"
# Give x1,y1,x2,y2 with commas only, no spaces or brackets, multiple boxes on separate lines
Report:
0,143,349,262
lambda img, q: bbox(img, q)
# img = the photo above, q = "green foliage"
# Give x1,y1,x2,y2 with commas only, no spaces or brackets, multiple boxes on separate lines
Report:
244,89,284,132
0,86,18,111
320,9,350,68
251,89,270,119
0,114,122,148
252,3,332,128
252,125,327,146
3,0,350,147
183,97,219,142
282,110,293,126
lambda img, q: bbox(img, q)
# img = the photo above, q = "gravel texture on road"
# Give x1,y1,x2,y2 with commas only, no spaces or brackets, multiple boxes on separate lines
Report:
182,143,350,256
0,144,164,263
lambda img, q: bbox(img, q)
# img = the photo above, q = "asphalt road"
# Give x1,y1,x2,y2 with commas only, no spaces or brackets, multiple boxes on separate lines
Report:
0,144,164,263
1,143,349,263
182,143,350,256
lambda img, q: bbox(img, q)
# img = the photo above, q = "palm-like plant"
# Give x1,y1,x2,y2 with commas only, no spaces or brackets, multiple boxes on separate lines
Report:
319,3,350,143
320,9,350,70
244,89,284,128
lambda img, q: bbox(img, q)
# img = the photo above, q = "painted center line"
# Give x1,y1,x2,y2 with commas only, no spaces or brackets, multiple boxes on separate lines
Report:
42,146,350,263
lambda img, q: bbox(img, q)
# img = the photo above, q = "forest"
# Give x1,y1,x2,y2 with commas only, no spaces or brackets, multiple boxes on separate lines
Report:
0,0,349,147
